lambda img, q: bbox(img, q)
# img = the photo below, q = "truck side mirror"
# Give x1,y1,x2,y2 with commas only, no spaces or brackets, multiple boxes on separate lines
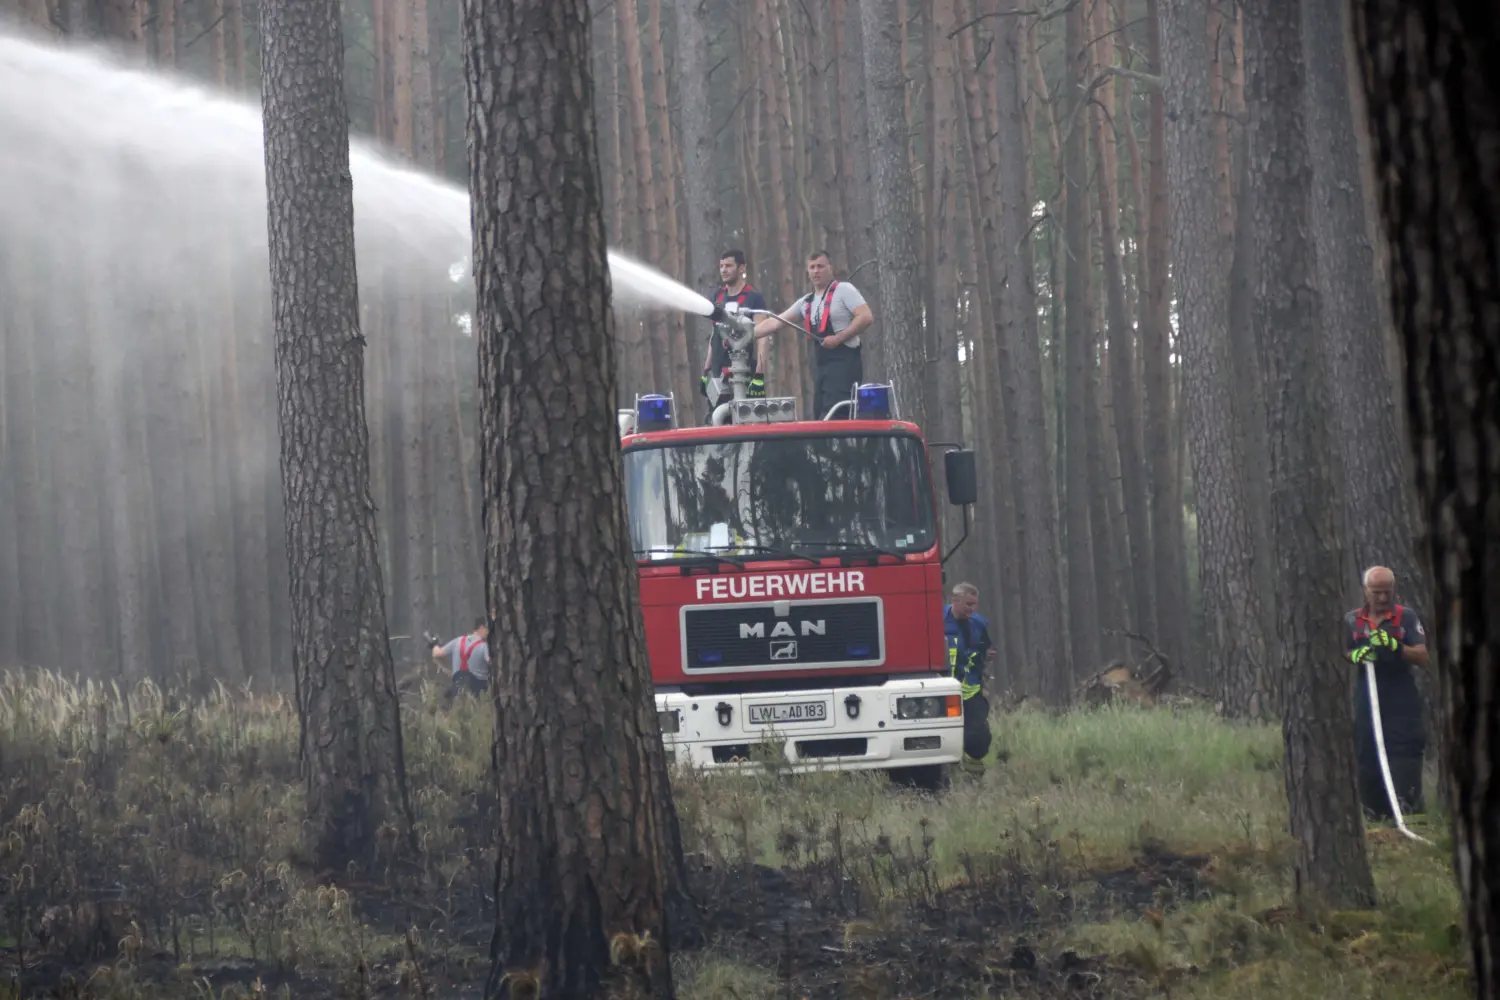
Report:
945,449,977,506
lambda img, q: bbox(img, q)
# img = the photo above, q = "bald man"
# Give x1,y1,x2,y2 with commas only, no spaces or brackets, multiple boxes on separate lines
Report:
1343,566,1430,819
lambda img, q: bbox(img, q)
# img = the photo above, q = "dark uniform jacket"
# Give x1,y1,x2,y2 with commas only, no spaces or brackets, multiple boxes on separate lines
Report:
1344,604,1427,756
944,605,993,700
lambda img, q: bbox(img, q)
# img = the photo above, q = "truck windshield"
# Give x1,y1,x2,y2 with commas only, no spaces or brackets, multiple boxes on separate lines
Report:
624,432,936,561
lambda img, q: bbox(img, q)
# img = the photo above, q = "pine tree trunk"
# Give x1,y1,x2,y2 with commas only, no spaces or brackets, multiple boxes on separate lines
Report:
259,0,416,873
1158,0,1273,717
1061,1,1099,675
1141,0,1187,672
674,0,720,298
1093,3,1156,643
1348,0,1500,984
1303,0,1423,600
1245,0,1374,910
462,1,690,995
858,0,927,428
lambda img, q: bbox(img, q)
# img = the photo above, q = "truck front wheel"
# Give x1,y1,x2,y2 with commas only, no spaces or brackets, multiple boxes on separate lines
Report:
888,763,950,792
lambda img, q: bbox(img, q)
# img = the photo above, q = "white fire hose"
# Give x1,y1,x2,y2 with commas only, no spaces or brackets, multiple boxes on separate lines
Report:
1363,660,1435,846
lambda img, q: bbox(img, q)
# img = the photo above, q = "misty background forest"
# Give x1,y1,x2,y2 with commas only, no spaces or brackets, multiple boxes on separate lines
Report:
2,0,1498,999
0,0,1400,707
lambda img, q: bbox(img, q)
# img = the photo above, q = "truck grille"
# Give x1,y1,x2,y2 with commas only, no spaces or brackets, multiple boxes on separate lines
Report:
681,598,884,673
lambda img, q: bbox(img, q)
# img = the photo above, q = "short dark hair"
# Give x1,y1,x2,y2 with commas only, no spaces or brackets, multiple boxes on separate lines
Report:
719,248,746,266
474,617,488,631
807,248,831,262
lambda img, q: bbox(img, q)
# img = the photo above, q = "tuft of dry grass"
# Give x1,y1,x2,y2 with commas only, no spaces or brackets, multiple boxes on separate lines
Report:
0,668,1469,999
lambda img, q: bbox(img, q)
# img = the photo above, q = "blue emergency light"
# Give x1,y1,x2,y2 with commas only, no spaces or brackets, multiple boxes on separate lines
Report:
636,394,674,432
854,383,893,420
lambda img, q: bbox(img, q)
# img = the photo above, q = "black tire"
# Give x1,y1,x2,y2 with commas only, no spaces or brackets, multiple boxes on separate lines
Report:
888,763,950,792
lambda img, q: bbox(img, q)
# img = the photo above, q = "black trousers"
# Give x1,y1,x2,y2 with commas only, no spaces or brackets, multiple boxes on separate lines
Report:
449,671,488,699
962,691,993,761
813,345,863,420
1356,742,1424,819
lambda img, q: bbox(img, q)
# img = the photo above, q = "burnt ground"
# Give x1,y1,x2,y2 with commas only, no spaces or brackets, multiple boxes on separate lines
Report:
684,839,1215,999
6,844,1215,999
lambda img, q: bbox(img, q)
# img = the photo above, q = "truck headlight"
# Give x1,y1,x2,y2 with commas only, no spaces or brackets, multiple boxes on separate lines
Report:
895,695,962,720
658,709,680,734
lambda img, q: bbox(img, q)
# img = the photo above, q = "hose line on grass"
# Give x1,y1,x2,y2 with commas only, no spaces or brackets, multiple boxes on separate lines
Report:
1365,661,1435,846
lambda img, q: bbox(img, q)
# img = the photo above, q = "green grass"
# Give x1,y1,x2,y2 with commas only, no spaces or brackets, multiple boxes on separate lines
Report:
0,669,1470,999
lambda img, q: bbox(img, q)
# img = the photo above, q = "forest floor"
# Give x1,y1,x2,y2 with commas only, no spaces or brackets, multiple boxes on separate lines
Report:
0,669,1470,1000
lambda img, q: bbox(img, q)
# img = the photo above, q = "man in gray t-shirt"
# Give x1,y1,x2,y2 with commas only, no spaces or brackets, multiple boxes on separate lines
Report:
432,619,490,696
754,249,875,419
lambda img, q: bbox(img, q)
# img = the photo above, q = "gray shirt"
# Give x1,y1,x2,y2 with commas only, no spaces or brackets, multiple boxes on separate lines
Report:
797,281,869,347
441,633,491,681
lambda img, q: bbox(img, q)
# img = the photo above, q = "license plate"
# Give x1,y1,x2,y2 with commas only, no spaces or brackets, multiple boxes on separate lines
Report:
747,701,827,724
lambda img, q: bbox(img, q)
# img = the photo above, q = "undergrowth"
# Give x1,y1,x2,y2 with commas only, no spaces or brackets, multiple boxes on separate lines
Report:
0,668,1468,999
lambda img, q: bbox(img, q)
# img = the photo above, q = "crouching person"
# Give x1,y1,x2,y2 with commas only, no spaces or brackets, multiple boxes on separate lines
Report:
944,582,995,777
432,619,490,699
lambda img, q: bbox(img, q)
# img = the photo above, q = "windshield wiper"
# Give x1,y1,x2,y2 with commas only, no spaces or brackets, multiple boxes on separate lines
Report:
723,544,822,567
797,539,909,561
633,547,746,568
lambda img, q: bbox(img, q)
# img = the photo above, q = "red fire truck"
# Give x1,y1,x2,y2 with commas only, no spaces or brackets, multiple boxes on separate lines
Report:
617,363,978,789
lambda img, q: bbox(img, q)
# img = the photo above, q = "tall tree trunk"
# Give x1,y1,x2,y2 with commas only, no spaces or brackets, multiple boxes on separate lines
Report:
924,0,962,455
1061,1,1099,674
858,0,927,428
462,2,688,996
1303,0,1423,600
259,0,416,872
1158,0,1273,717
674,0,720,299
1348,0,1500,984
1142,0,1186,671
1245,0,1374,910
411,0,438,170
1093,3,1155,642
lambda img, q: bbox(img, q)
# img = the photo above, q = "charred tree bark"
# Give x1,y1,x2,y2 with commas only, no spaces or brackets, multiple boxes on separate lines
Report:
259,0,415,873
1348,0,1500,986
1158,0,1272,717
858,0,927,428
462,1,689,996
1245,0,1374,910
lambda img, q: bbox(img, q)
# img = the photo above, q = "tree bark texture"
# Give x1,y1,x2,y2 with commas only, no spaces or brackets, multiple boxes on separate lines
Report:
1245,0,1375,910
259,0,415,873
991,1,1069,700
1303,0,1424,602
1348,0,1500,987
1143,0,1188,673
461,1,686,996
1158,0,1273,718
859,0,927,428
1061,1,1100,676
674,0,722,300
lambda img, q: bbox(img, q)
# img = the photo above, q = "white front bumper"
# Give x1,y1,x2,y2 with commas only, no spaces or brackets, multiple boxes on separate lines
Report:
655,674,964,774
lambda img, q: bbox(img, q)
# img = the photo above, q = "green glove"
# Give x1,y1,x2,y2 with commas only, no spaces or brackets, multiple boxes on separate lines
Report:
1368,629,1398,650
747,373,767,399
699,373,710,399
1347,644,1375,664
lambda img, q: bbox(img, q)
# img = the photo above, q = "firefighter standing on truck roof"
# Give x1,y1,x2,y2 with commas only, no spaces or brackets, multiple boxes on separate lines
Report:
702,249,770,419
752,249,874,420
1344,565,1430,820
945,582,995,778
